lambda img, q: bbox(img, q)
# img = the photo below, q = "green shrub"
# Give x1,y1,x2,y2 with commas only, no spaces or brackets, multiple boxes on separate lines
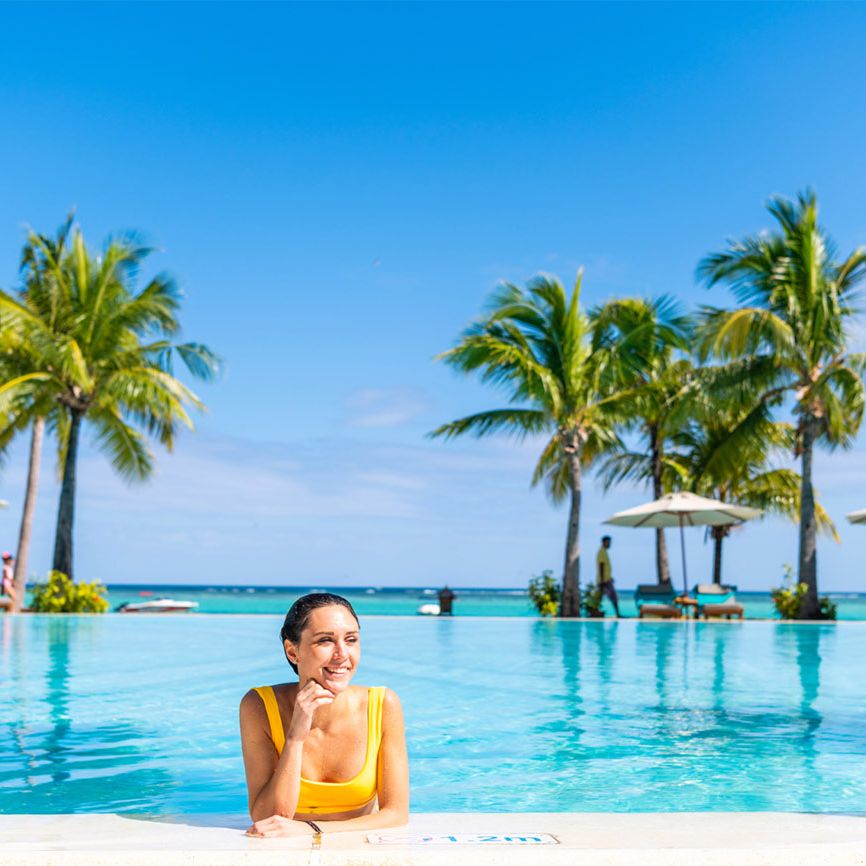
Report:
771,564,837,621
528,570,561,617
818,595,838,621
581,581,604,617
771,581,806,619
29,571,109,613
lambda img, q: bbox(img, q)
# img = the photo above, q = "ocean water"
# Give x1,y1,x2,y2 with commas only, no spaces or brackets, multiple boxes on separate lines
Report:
2,614,865,815
83,584,866,620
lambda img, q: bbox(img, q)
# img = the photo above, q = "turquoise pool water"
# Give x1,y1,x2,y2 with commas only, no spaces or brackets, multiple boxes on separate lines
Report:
1,615,865,815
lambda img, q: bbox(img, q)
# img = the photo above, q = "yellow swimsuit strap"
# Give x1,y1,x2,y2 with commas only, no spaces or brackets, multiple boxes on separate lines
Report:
252,685,385,757
253,685,386,815
253,685,286,754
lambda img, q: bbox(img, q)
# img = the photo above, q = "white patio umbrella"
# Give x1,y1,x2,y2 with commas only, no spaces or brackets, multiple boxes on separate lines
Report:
604,491,761,596
846,508,866,525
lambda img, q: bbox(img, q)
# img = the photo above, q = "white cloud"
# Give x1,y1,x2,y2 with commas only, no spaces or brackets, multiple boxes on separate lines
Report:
345,387,428,428
5,420,866,590
74,436,421,521
355,471,427,491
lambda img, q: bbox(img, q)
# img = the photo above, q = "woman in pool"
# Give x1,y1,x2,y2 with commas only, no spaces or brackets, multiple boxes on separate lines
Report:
239,592,409,837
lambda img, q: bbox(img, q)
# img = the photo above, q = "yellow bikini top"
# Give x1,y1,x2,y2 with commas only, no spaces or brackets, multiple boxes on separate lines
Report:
253,685,385,815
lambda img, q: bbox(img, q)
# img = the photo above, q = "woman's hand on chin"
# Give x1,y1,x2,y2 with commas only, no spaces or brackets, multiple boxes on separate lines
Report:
246,815,314,837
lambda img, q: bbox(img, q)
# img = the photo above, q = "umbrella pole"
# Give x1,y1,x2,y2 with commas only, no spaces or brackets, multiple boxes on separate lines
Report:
679,515,689,597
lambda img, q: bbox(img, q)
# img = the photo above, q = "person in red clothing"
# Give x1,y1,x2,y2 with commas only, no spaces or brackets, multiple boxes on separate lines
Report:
1,552,16,607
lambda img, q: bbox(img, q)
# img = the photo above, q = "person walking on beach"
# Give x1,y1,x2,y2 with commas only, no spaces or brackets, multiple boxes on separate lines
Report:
596,536,621,617
1,552,16,607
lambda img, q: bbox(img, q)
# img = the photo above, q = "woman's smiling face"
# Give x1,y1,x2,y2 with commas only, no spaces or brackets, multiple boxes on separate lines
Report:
285,604,360,693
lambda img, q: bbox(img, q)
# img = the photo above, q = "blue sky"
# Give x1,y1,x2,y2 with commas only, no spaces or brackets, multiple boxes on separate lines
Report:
2,2,866,590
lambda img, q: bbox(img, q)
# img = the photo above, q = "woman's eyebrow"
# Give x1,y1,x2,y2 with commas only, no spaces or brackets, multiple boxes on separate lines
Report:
311,630,359,637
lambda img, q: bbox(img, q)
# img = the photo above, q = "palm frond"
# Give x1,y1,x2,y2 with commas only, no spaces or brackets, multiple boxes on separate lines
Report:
595,450,652,491
530,433,571,503
429,408,548,441
176,343,223,381
90,408,155,482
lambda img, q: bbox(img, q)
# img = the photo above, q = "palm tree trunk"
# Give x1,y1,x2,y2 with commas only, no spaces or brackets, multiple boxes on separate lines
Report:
797,419,819,619
52,409,83,581
560,435,582,617
711,526,726,585
650,427,670,585
11,417,45,612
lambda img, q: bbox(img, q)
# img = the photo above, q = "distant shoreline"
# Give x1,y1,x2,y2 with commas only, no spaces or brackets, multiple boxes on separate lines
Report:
100,582,866,597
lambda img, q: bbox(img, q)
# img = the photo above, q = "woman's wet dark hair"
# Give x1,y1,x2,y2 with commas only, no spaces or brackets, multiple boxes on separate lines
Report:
280,593,360,674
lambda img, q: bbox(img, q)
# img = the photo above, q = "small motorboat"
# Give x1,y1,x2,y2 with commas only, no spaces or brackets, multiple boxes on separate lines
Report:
116,598,199,613
417,603,440,616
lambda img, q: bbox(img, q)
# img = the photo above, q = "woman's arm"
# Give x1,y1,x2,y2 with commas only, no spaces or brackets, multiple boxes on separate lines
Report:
239,682,335,821
249,688,409,836
240,690,303,820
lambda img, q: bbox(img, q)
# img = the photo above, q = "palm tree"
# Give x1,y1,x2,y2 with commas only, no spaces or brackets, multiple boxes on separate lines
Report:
0,217,74,610
676,401,836,584
0,220,220,581
697,190,866,617
431,272,634,617
0,407,50,612
592,297,693,584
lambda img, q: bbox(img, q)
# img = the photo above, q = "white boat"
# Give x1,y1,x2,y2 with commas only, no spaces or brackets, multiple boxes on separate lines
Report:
417,603,440,616
117,598,199,613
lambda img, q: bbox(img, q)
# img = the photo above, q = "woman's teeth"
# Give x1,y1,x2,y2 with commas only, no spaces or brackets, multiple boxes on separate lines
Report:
325,667,349,675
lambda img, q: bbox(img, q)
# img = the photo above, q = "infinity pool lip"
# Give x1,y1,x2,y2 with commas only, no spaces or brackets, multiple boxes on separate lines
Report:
3,812,866,865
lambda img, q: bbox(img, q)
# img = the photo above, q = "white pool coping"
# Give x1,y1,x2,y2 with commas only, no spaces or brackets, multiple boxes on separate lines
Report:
3,812,866,865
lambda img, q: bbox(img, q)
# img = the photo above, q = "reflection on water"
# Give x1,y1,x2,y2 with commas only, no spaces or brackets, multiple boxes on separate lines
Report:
45,618,72,783
771,625,829,797
515,619,857,813
534,618,584,744
2,615,865,815
638,621,676,707
1,616,176,813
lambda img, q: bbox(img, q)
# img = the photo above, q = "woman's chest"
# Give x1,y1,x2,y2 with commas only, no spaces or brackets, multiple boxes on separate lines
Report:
300,724,368,783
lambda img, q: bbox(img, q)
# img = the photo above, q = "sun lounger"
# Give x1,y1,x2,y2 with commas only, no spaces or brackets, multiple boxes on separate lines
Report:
634,583,682,619
692,583,744,619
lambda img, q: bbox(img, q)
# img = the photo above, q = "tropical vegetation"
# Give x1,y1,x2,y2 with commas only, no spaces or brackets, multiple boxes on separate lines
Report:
580,581,604,617
697,191,866,617
0,191,862,622
28,570,109,614
675,402,836,585
431,272,641,616
0,215,219,596
527,570,561,617
592,297,693,584
771,564,837,621
434,190,863,619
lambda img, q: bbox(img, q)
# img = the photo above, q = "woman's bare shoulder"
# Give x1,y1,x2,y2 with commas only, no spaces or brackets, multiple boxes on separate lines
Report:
379,688,406,742
381,687,404,716
239,683,296,713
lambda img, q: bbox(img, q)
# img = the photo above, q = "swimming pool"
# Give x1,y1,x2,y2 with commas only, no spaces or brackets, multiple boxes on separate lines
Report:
1,615,865,815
